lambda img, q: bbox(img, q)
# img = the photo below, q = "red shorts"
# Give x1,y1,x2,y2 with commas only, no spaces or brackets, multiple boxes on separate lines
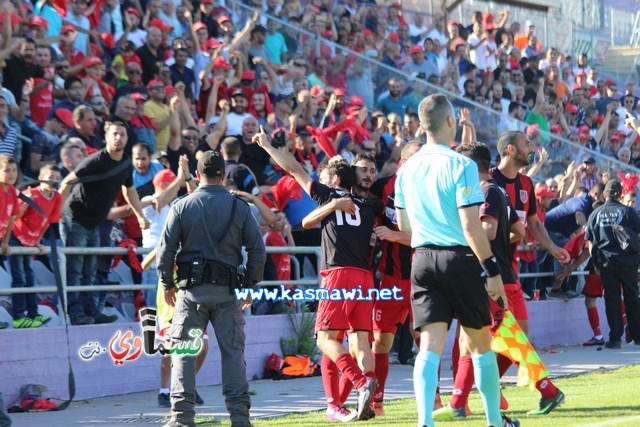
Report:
373,275,411,334
489,284,528,321
582,273,603,298
315,267,374,334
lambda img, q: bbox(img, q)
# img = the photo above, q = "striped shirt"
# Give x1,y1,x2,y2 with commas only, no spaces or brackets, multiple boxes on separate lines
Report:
0,126,19,159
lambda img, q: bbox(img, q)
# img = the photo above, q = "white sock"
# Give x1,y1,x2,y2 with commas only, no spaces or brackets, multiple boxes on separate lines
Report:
595,335,603,340
159,388,170,394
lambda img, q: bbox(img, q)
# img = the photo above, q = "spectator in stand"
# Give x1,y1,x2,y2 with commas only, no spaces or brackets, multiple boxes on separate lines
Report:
265,19,288,65
307,57,329,89
376,78,408,121
108,96,140,155
402,45,439,79
113,62,149,108
169,48,195,100
0,96,19,159
514,20,541,51
9,165,62,328
59,121,150,325
2,38,48,102
226,89,254,136
129,93,158,151
53,76,91,114
118,7,147,48
29,108,74,176
58,141,86,179
67,105,101,151
144,79,172,152
136,27,165,84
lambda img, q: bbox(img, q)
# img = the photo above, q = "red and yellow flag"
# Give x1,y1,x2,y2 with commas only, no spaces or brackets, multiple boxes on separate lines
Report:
491,310,549,389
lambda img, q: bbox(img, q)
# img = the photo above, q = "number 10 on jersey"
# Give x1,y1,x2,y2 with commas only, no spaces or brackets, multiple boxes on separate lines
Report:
336,207,361,226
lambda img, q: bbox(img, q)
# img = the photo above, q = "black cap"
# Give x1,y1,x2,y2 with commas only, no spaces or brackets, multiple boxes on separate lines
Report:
583,157,596,164
197,150,225,177
231,88,247,98
604,179,623,198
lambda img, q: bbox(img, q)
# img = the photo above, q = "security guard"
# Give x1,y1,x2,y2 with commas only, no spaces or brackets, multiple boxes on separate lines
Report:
156,150,266,427
586,179,640,349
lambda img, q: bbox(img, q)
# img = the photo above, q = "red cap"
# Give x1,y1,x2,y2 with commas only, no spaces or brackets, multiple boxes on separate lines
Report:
323,30,332,38
483,12,494,25
214,56,232,70
526,123,540,137
535,186,557,199
576,71,587,78
201,0,213,3
363,29,374,38
579,132,590,140
53,108,74,128
410,45,424,55
101,33,116,50
165,85,176,97
130,92,148,102
347,105,361,117
192,22,207,33
61,24,76,34
605,79,615,88
125,7,140,17
147,78,165,90
550,124,562,133
447,20,459,26
389,33,400,43
204,38,223,50
334,88,347,97
594,115,604,125
153,169,177,187
85,56,104,68
484,23,495,31
565,104,578,114
610,134,622,142
578,125,590,133
241,70,255,80
150,18,173,31
350,95,364,107
217,15,232,25
29,16,48,29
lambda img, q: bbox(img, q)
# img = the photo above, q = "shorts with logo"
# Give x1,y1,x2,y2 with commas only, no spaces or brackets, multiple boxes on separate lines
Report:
411,246,491,331
373,275,411,334
582,273,603,298
315,267,374,334
488,284,528,321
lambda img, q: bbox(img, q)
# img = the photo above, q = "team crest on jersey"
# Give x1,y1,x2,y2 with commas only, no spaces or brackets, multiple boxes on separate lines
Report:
519,190,528,204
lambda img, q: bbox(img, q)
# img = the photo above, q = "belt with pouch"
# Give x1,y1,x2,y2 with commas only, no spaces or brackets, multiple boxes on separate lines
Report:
177,260,234,288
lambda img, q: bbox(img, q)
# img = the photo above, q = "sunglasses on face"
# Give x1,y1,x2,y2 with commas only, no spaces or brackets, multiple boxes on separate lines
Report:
127,69,142,75
182,135,198,140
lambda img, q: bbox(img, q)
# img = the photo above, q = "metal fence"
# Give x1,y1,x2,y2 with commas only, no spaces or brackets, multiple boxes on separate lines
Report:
0,245,323,322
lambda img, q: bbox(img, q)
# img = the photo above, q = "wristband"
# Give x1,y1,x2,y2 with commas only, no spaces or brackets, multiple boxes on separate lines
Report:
480,256,501,278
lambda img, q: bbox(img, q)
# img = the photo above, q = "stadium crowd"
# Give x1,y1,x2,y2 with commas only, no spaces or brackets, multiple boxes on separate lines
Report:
0,0,638,346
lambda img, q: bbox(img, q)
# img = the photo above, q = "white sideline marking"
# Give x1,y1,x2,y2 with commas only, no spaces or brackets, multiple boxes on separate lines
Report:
581,415,640,426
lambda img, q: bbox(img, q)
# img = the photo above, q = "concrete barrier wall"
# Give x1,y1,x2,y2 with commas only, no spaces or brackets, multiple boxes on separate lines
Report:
0,299,608,407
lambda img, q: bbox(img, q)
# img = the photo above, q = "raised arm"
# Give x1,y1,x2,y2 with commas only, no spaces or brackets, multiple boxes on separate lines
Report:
253,126,314,195
302,197,355,229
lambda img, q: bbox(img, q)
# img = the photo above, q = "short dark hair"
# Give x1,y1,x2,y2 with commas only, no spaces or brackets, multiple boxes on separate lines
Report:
351,152,376,166
497,131,524,156
251,25,267,37
39,164,61,175
508,101,522,114
456,141,492,173
418,94,453,133
64,76,82,91
221,136,241,157
132,142,151,156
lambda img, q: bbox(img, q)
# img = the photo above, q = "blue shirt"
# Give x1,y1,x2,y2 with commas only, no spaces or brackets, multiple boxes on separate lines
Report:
133,161,165,189
545,193,593,237
395,143,484,247
376,96,408,121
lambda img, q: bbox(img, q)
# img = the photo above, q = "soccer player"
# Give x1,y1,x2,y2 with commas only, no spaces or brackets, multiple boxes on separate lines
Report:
369,141,422,416
395,94,518,427
254,129,382,421
489,131,568,413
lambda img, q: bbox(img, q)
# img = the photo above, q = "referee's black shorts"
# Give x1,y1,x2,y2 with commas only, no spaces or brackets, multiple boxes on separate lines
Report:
411,245,491,331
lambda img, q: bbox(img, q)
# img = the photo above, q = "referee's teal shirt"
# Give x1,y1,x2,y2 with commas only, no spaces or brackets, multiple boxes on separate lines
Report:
395,143,484,248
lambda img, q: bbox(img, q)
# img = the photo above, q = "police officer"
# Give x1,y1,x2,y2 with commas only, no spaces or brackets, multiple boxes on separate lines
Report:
156,151,266,427
394,94,517,427
586,179,640,349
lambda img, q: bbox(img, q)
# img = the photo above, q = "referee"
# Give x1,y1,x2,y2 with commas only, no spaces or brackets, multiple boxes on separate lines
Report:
395,95,518,427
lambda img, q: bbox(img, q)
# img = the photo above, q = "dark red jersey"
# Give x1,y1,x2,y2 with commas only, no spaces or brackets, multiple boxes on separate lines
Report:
371,174,412,280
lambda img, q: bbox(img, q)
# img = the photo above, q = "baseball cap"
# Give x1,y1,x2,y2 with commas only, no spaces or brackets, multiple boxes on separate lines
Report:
204,38,223,50
125,7,140,17
153,168,177,187
583,157,596,164
201,0,213,3
149,18,173,31
578,125,591,134
604,179,623,198
578,132,591,140
208,116,220,126
61,24,76,34
525,20,534,28
147,79,165,90
389,33,400,43
29,16,48,28
550,124,562,134
213,56,232,70
333,88,347,97
410,45,424,55
101,33,116,50
565,104,578,114
525,124,540,137
130,92,148,102
53,108,74,128
192,22,207,33
231,88,247,98
197,151,225,177
350,95,364,107
85,56,104,68
362,29,374,38
273,93,292,103
535,186,557,199
241,70,255,80
217,15,232,25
